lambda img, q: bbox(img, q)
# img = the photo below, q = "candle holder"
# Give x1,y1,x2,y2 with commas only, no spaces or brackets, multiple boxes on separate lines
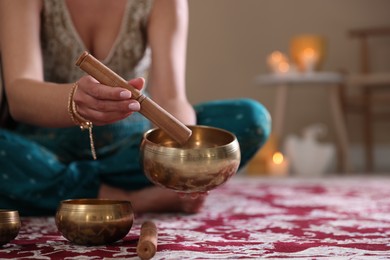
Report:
268,151,289,176
289,35,326,73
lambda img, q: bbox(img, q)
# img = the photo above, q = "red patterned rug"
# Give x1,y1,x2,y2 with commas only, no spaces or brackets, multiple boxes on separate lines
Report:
1,176,390,259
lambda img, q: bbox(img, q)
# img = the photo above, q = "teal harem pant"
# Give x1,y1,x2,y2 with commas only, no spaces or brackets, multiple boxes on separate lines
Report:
0,98,271,216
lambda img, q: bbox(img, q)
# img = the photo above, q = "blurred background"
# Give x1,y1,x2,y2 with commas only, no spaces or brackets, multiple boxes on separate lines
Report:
185,0,390,176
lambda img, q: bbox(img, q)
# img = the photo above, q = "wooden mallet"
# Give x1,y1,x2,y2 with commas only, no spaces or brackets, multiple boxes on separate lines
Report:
76,51,192,145
136,221,158,260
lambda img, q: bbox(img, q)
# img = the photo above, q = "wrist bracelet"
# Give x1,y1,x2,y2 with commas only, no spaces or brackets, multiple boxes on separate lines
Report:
67,82,97,160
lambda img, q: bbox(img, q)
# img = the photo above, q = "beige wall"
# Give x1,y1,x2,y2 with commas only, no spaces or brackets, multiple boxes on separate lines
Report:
186,0,390,145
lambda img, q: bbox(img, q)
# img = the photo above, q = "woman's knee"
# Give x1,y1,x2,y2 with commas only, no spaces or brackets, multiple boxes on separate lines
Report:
235,98,271,146
195,98,271,146
238,98,270,124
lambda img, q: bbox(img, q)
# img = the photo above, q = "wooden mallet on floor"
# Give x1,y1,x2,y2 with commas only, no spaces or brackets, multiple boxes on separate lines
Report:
136,221,158,260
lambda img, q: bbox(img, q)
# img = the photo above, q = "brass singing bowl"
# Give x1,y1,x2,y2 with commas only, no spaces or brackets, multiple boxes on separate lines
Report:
0,210,21,246
140,125,241,193
55,199,134,246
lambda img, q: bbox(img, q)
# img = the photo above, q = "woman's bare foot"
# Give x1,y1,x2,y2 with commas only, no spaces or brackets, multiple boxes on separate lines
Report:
98,184,206,214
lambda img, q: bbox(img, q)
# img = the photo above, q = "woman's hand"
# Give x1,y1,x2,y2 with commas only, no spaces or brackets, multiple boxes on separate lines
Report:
73,76,145,125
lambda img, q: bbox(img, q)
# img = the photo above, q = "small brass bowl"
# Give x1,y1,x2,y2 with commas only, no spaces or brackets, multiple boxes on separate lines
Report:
0,210,21,246
140,125,241,193
55,199,133,246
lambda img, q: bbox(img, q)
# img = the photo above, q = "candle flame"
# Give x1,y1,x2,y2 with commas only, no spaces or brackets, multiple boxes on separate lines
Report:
278,61,290,73
271,51,285,62
272,152,284,164
302,48,317,58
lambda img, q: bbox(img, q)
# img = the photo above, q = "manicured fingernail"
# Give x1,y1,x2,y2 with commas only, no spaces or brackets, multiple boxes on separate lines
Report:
120,91,131,98
128,102,140,111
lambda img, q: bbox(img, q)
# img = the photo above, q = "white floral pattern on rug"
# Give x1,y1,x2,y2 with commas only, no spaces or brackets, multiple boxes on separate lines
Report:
1,176,390,259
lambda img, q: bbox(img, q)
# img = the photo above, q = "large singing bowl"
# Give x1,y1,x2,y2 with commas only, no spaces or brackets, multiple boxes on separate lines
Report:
56,199,134,246
140,125,241,193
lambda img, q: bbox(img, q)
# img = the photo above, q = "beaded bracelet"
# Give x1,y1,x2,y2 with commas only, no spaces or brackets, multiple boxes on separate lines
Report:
67,82,97,160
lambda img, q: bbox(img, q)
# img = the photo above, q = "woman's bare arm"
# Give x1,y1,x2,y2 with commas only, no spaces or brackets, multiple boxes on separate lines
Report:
147,0,196,125
0,0,141,127
0,0,71,127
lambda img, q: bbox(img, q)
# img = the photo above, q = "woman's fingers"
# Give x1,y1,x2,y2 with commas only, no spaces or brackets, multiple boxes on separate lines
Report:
81,82,133,101
73,76,145,124
77,93,140,113
78,76,145,101
78,108,134,125
128,77,145,90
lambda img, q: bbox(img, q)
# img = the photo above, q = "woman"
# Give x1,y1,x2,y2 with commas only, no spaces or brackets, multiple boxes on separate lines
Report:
0,0,271,216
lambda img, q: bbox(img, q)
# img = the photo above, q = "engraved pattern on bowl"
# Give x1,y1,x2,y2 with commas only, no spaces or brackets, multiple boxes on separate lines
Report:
140,125,241,193
55,199,134,246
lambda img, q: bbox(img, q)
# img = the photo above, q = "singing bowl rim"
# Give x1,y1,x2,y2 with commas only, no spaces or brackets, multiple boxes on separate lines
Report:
58,198,132,207
0,210,20,224
56,199,134,219
142,125,240,153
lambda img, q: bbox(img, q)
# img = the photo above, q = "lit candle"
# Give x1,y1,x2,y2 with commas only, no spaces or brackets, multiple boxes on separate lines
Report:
277,61,290,74
300,48,319,72
267,51,290,74
268,151,289,176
